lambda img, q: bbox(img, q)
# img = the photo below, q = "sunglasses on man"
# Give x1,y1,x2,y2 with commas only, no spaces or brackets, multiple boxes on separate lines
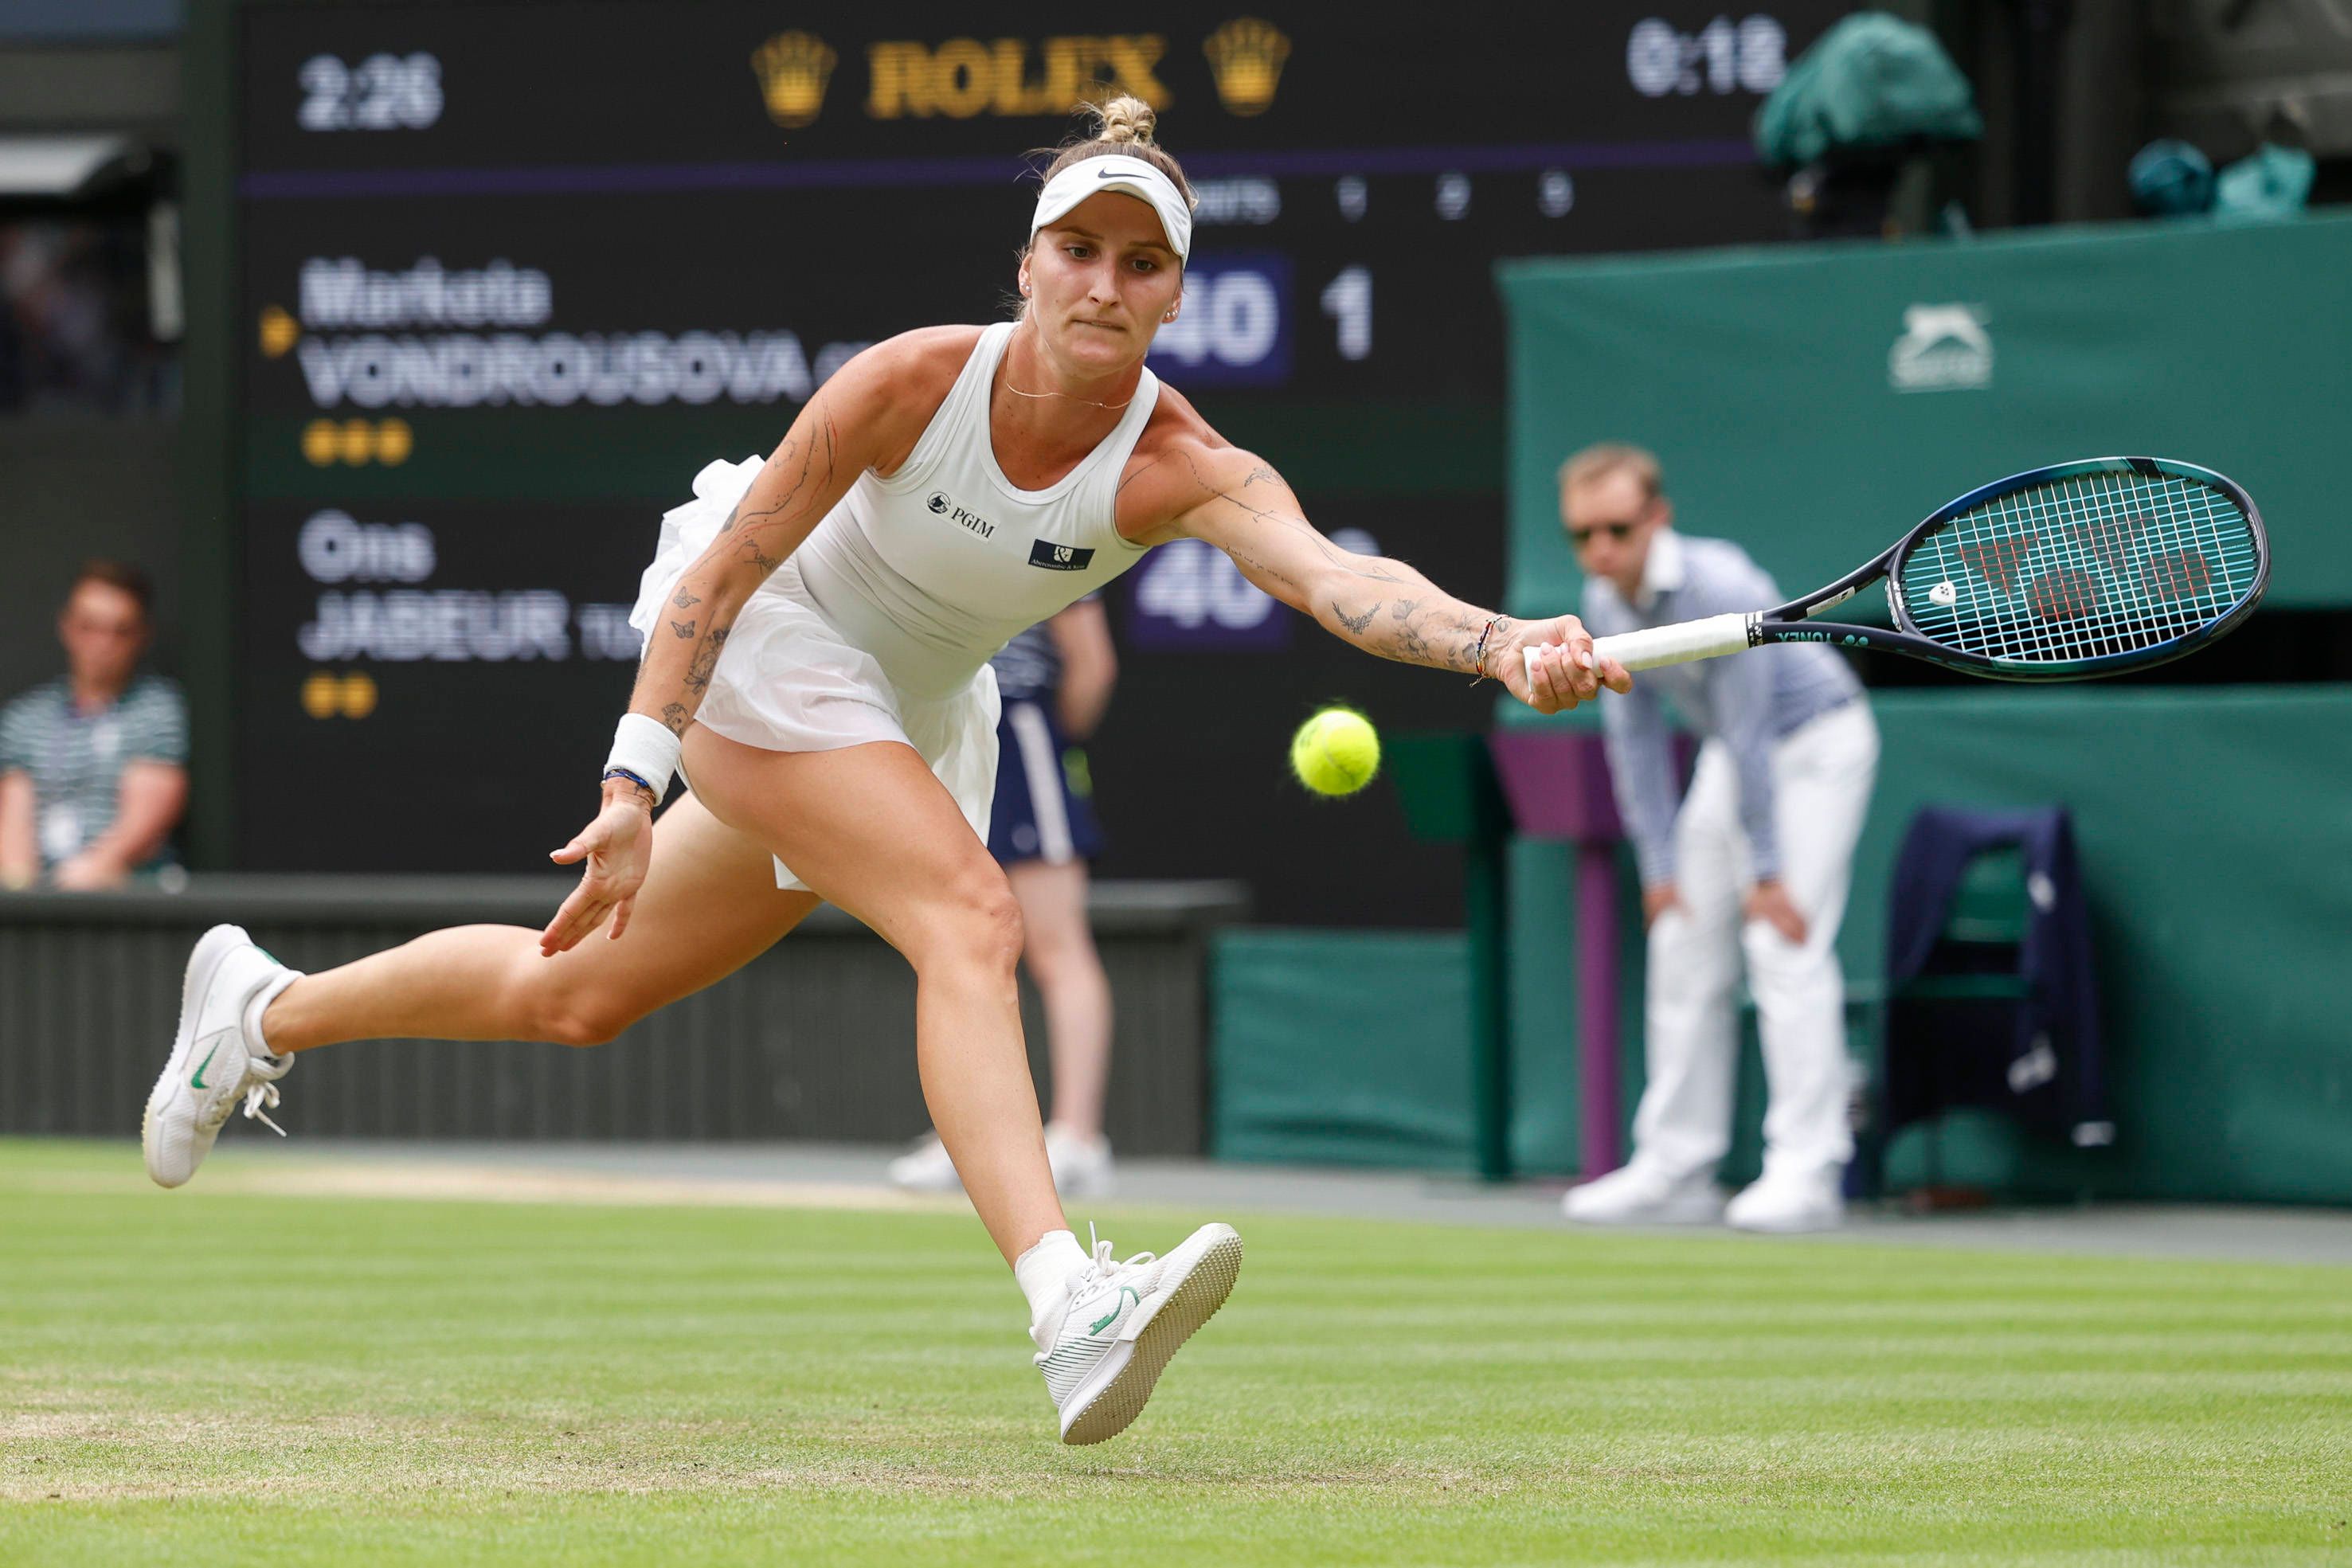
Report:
1568,521,1638,545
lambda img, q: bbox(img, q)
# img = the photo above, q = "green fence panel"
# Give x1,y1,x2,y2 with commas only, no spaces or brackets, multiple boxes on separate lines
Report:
1499,214,2352,616
1210,929,1475,1170
1500,686,2352,1204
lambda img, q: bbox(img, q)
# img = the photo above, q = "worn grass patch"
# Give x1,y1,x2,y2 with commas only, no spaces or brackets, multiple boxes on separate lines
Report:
2,1137,2346,1566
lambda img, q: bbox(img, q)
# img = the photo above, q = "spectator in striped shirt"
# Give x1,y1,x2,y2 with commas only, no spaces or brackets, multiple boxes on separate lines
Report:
1556,445,1878,1234
0,561,188,890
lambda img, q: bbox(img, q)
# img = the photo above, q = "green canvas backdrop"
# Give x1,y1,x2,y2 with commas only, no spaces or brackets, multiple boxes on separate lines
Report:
1500,213,2352,616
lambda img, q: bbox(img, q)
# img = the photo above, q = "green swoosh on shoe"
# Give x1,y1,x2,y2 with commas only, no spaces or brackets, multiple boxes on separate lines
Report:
1090,1285,1140,1337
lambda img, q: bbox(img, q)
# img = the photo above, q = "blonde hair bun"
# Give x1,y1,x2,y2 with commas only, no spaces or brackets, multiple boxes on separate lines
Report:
1094,95,1157,147
1030,96,1196,219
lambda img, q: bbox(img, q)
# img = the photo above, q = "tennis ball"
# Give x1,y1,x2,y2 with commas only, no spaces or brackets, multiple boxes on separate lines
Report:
1289,707,1380,797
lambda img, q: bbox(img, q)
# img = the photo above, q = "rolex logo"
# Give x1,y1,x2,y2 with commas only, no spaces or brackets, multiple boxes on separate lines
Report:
753,32,837,129
1203,18,1289,117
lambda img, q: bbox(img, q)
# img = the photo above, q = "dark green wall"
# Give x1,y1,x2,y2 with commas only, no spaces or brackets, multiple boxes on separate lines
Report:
1500,214,2352,616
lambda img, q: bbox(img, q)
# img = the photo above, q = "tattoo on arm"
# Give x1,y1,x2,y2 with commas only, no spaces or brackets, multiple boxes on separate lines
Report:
1116,452,1169,497
714,403,843,574
683,626,731,694
1225,542,1302,592
1178,450,1407,585
640,420,838,737
1190,452,1493,670
1339,586,1494,675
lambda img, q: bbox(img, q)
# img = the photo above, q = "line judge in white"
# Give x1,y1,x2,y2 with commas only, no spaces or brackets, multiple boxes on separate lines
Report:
1560,444,1877,1234
140,97,1630,1447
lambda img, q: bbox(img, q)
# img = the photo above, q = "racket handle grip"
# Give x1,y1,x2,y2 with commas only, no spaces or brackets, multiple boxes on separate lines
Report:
1521,613,1755,682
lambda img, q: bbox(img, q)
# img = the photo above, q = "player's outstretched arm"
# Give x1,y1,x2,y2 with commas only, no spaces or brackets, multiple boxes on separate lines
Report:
1154,447,1631,714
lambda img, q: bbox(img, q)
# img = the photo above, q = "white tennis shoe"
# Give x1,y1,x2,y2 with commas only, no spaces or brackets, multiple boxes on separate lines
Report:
1033,1222,1243,1445
886,1132,961,1192
143,924,302,1188
1725,1167,1845,1233
1562,1162,1727,1225
888,1128,1118,1199
1044,1127,1116,1198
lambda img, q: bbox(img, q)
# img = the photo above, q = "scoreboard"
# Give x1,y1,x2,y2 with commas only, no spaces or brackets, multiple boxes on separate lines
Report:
223,0,1843,917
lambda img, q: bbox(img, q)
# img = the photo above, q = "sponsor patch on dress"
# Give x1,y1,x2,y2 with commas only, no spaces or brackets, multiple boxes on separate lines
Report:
1028,540,1094,571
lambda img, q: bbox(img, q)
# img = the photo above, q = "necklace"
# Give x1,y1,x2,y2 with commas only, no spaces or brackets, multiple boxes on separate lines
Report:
1000,381,1135,412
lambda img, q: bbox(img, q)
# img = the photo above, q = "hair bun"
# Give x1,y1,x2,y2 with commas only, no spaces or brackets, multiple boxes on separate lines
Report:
1094,95,1156,147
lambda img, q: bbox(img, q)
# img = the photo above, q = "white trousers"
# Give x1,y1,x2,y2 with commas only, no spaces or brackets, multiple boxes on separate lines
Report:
1630,700,1879,1184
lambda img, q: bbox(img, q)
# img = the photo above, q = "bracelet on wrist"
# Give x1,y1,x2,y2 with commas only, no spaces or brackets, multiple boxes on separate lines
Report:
1467,615,1508,686
601,767,658,805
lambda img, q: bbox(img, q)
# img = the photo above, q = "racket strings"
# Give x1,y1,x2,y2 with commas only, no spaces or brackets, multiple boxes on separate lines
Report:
1896,471,2259,667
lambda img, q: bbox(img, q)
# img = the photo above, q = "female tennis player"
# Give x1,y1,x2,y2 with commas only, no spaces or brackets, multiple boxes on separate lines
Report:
141,98,1630,1445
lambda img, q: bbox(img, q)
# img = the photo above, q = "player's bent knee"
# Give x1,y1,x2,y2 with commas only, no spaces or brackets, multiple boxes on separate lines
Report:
910,870,1025,977
507,964,648,1048
538,1006,632,1049
969,881,1027,972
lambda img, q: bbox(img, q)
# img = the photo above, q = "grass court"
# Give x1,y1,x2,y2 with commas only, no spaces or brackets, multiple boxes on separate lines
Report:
2,1138,2345,1566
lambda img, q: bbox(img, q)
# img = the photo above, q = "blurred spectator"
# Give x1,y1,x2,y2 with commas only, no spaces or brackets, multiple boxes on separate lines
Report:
0,217,176,415
0,561,188,890
1556,445,1877,1234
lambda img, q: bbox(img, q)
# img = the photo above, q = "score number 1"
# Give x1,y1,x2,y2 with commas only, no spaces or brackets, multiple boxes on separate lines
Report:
1319,267,1372,362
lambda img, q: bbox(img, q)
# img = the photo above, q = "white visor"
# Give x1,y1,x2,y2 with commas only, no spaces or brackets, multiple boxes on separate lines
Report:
1029,153,1192,262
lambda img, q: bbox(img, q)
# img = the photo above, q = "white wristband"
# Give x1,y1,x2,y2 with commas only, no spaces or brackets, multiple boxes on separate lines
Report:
604,712,681,801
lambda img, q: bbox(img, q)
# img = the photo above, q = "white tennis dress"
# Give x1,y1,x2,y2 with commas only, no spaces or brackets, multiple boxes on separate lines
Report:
628,322,1160,890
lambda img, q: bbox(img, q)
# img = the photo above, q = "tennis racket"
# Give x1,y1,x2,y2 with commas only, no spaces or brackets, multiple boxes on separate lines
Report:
1531,457,2268,682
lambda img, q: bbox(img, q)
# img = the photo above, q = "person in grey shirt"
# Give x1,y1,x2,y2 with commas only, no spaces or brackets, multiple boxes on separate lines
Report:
1557,444,1877,1233
0,561,188,890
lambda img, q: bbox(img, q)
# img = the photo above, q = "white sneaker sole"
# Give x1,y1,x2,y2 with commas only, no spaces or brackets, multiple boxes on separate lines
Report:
1060,1223,1243,1446
1728,1206,1844,1234
1562,1191,1726,1226
142,924,252,1189
886,1160,964,1194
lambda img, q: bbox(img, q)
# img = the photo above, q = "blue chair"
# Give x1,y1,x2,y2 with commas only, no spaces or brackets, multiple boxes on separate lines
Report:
1862,805,2113,1200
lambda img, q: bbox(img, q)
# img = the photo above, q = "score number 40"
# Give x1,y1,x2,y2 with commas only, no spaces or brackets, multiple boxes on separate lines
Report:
1147,262,1374,385
299,53,444,131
